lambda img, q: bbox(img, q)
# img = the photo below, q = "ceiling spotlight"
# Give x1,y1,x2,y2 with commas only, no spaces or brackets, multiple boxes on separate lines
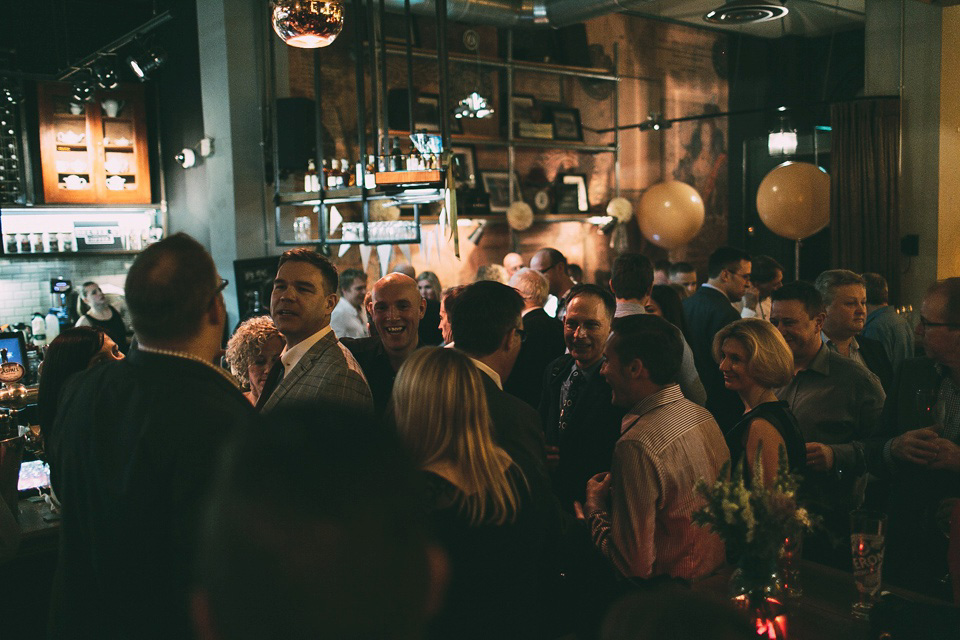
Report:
453,91,494,119
93,61,120,89
71,72,97,103
272,0,345,49
704,0,788,24
127,45,166,81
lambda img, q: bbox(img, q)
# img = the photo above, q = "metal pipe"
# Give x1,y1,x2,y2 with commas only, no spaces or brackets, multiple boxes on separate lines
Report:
436,0,451,150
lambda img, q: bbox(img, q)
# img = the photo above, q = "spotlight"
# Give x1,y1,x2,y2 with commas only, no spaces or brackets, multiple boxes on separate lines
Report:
0,78,23,105
71,72,96,103
93,62,120,89
127,45,166,81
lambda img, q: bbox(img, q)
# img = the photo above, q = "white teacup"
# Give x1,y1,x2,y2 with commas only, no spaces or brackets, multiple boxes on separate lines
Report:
106,175,126,190
101,99,124,118
63,174,87,190
104,157,128,174
69,103,83,115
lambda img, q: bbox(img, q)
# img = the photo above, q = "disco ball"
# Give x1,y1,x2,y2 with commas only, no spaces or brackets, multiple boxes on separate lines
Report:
272,0,344,49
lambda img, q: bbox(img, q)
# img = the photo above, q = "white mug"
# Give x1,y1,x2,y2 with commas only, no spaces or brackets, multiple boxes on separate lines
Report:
106,175,126,190
101,99,124,118
63,174,88,190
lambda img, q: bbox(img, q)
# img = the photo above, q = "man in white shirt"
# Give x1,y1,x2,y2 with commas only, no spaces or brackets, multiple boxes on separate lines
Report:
740,255,783,321
257,249,372,414
330,268,369,339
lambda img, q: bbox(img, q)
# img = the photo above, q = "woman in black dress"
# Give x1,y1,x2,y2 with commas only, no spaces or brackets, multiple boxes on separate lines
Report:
712,318,805,484
392,347,548,639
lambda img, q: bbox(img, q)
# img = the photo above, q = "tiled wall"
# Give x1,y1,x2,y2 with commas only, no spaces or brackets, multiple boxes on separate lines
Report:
0,255,133,328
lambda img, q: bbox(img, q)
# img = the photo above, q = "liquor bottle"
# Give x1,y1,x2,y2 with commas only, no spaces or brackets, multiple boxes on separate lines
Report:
341,159,354,186
323,159,335,189
305,159,317,192
389,137,403,172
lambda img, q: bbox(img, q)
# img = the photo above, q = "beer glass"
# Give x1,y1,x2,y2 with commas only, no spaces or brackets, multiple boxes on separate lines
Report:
850,510,887,619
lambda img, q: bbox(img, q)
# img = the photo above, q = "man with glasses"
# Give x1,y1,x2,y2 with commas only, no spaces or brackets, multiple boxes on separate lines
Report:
530,247,576,319
682,246,752,431
47,233,257,639
865,278,960,596
258,248,373,414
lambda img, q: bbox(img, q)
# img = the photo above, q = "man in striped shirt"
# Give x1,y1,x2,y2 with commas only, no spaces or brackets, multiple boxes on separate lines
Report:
583,314,729,581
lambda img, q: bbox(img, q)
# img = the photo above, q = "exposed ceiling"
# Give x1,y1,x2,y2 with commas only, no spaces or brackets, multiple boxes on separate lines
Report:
625,0,865,38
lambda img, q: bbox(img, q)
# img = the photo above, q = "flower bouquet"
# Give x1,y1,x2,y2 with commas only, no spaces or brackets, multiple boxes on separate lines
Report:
692,446,816,639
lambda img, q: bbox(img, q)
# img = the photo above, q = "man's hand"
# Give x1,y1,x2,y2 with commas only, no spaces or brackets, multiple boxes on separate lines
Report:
584,472,612,516
930,438,960,472
890,428,940,465
545,445,560,471
805,442,835,471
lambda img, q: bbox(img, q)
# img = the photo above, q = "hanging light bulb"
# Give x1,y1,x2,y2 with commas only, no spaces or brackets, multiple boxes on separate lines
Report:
454,91,494,119
272,0,345,49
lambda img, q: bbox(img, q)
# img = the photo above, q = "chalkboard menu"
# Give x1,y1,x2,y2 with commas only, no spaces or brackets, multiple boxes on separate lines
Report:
233,255,280,322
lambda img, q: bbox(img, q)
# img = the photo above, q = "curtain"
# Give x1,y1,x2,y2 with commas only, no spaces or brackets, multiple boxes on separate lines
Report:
830,98,901,303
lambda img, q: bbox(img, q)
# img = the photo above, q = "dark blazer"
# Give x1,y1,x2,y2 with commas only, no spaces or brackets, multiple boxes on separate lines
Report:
538,354,625,508
857,334,894,397
419,298,443,346
866,357,958,596
682,285,744,431
342,336,397,419
260,330,373,415
505,308,566,409
481,372,551,492
47,350,256,640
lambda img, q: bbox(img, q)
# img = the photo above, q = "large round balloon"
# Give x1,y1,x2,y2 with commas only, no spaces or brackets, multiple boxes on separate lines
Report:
756,162,830,240
637,181,705,249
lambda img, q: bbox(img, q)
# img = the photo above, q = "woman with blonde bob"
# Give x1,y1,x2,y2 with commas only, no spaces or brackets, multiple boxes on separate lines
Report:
713,318,805,485
392,346,546,638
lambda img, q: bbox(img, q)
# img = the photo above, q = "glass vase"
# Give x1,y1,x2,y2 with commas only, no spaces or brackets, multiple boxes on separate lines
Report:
729,552,788,639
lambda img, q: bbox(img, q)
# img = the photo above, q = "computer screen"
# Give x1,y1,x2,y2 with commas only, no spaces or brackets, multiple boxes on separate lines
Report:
0,331,27,367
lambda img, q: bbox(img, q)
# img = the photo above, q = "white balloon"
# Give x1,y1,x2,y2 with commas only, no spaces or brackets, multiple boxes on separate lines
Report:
606,196,634,223
637,181,705,249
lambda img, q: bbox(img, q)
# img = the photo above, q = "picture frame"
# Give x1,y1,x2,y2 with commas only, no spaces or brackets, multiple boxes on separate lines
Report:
414,93,462,135
481,171,522,213
511,94,537,124
450,145,477,188
550,107,583,141
556,173,589,213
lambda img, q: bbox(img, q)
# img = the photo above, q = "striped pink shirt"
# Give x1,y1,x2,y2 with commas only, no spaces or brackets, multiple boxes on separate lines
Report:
589,384,729,580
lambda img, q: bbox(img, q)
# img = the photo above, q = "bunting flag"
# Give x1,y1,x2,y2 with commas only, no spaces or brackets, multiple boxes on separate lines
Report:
329,205,343,235
359,244,372,271
420,224,432,264
338,241,351,258
376,244,393,278
399,243,412,265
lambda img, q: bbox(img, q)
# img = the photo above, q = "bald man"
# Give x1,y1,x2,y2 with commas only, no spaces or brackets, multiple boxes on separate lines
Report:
341,273,426,418
503,252,524,278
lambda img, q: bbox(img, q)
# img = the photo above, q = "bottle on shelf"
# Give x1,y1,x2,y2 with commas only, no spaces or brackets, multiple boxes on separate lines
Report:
340,159,354,186
31,313,46,348
44,310,60,343
389,137,403,172
305,159,317,192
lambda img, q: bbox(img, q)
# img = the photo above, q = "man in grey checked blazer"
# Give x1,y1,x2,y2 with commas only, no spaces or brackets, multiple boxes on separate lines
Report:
257,248,373,415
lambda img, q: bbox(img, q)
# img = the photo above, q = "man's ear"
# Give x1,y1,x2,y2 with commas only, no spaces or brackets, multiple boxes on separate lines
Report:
418,297,426,319
627,358,645,381
325,292,339,313
813,312,826,333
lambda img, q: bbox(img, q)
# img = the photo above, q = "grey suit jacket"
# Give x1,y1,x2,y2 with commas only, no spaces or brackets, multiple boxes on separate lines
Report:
261,331,373,415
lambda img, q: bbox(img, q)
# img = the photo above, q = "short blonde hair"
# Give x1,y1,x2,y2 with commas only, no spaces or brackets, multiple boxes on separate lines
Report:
225,315,281,387
712,318,794,389
509,267,549,307
392,347,521,526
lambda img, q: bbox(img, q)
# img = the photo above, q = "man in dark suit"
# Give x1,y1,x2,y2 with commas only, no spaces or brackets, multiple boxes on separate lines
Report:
682,246,751,431
258,248,373,415
505,267,565,409
342,273,426,418
865,277,960,598
815,269,894,395
451,281,551,490
47,233,257,640
539,284,625,510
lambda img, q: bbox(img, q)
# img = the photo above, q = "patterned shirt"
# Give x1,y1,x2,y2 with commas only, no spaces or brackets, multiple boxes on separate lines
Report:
588,384,729,580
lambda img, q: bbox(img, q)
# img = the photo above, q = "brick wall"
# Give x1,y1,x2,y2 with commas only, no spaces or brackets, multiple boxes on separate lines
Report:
0,255,133,328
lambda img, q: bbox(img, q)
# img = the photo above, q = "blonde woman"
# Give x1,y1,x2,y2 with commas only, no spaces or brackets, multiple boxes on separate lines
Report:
416,271,442,301
713,318,805,485
392,346,546,639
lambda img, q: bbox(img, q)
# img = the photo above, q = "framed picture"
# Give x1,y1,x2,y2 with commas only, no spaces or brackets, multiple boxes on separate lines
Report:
511,94,537,124
481,171,521,213
550,107,583,141
556,173,589,213
450,145,477,188
414,93,462,134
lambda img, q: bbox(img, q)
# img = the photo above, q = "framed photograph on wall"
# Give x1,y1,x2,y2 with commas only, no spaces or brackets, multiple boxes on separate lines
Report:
450,145,477,188
550,107,583,141
511,95,537,124
556,173,589,213
481,171,521,212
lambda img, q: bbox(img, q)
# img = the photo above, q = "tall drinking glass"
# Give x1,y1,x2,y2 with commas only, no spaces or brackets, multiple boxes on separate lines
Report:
850,510,887,619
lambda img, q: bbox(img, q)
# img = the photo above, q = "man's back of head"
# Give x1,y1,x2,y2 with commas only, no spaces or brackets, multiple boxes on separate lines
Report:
125,232,221,347
530,248,570,295
194,409,435,640
451,281,524,358
509,268,550,310
862,273,889,307
610,253,654,301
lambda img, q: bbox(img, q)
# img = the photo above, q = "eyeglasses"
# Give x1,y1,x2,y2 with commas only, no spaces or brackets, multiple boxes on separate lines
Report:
918,316,960,330
728,270,751,283
208,278,229,306
537,263,556,275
